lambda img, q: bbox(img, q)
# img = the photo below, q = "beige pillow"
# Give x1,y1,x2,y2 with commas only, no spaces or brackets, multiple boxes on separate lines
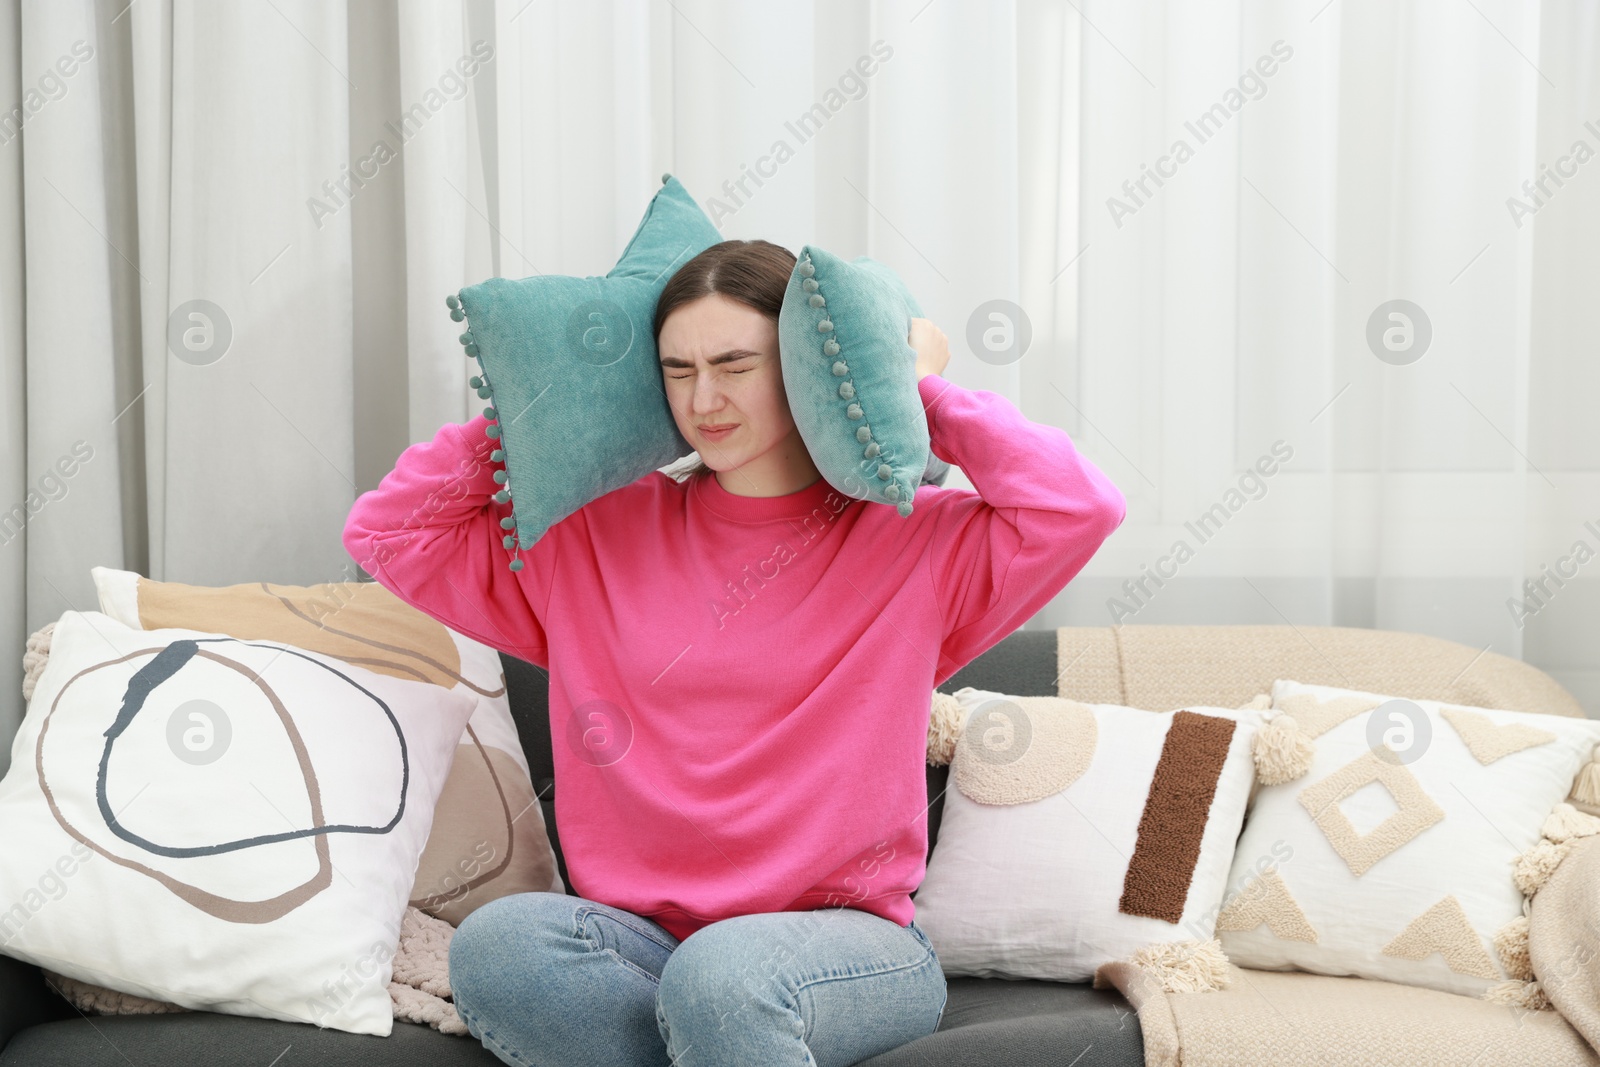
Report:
88,566,561,924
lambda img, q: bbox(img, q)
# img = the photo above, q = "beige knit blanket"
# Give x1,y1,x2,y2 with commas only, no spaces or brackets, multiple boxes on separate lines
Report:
1055,624,1586,719
1093,960,1598,1066
1532,836,1600,1058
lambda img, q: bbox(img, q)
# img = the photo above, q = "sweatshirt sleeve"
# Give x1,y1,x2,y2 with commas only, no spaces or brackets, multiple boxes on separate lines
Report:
917,373,1126,683
341,414,558,668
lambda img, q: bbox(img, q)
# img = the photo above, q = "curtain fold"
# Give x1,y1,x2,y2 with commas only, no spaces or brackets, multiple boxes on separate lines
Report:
152,0,356,589
1,0,1596,776
0,0,26,770
23,0,124,628
397,0,477,441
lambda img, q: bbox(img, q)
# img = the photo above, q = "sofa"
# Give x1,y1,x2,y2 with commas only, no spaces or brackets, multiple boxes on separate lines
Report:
0,622,1592,1067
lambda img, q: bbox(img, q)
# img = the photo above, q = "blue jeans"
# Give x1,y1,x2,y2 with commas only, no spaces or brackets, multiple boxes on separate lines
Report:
448,891,948,1067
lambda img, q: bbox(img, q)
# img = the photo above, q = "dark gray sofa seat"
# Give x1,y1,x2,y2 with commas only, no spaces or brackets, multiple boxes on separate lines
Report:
0,629,1141,1067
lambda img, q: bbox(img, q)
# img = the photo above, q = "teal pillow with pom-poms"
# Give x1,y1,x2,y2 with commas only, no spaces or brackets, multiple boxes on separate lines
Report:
778,245,931,516
446,174,720,570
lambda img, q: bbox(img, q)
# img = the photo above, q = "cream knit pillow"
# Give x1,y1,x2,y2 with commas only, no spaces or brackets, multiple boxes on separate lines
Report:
1218,678,1600,998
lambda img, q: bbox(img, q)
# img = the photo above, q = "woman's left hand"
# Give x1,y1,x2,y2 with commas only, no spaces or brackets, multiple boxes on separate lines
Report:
908,318,951,380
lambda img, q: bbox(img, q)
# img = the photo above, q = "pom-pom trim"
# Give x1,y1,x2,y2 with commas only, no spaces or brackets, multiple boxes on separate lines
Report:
927,691,965,765
448,289,523,572
798,252,914,517
1252,709,1315,785
1126,938,1232,993
1478,800,1600,1012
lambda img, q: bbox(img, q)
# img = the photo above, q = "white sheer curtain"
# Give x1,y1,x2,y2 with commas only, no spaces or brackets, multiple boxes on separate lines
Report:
2,0,1596,776
1062,0,1599,718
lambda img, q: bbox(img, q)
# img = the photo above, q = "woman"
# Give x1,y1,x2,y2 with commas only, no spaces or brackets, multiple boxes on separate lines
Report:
341,239,1126,1067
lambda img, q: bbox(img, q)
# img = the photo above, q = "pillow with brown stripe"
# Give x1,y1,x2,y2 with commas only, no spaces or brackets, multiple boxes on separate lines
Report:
911,687,1266,982
89,566,562,926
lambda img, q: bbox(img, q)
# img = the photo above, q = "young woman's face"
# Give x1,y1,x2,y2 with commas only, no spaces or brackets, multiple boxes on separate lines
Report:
658,293,798,472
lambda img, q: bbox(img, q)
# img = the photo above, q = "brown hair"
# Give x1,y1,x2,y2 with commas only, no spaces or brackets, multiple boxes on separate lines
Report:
653,239,796,481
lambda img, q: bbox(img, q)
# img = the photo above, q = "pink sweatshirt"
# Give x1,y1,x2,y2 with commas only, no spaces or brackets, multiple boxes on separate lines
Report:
342,373,1125,942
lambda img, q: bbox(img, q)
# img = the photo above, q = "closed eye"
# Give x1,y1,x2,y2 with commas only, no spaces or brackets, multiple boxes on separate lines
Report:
668,368,751,379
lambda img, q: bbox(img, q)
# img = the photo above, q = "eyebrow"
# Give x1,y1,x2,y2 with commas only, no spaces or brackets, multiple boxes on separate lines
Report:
659,349,761,369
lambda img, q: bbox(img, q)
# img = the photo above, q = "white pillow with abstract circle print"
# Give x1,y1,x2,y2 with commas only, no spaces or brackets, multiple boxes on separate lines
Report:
89,565,564,926
0,610,475,1035
911,687,1266,982
1217,678,1600,997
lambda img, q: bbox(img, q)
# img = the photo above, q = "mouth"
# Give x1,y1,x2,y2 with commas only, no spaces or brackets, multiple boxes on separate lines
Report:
698,424,738,439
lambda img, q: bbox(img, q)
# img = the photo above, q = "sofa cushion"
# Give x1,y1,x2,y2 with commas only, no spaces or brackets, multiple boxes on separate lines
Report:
0,977,1142,1067
0,956,73,1053
857,977,1144,1067
0,1013,502,1066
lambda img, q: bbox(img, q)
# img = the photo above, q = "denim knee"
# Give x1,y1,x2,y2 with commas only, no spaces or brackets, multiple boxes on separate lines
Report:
449,892,565,1016
449,896,506,1015
654,931,799,1046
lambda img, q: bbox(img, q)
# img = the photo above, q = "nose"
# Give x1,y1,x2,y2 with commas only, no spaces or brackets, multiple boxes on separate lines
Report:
690,370,726,415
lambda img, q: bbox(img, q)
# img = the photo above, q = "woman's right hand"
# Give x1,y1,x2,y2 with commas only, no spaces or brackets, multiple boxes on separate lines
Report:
909,318,951,381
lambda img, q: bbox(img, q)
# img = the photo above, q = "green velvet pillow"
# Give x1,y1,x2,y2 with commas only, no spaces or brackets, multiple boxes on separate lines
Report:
778,245,931,517
446,174,719,570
